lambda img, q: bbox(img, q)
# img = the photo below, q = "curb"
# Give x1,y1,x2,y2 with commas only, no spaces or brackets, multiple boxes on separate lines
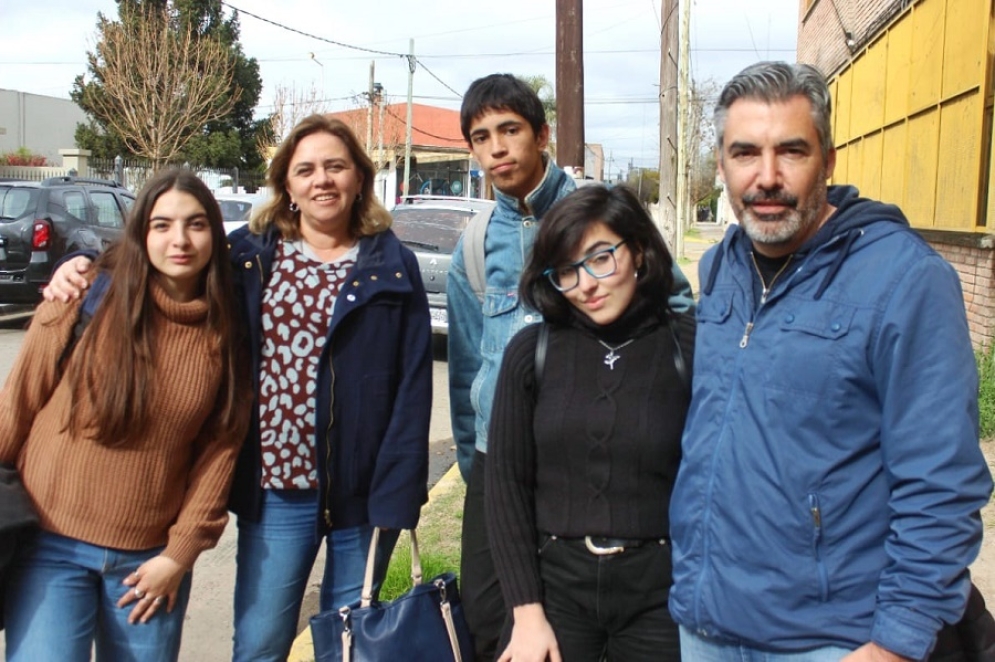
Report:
288,462,464,662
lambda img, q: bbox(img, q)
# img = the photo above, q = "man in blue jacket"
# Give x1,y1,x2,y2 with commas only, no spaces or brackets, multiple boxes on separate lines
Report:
669,61,993,661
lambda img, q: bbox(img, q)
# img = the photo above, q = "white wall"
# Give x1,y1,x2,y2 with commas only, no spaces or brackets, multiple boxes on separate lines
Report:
0,89,87,162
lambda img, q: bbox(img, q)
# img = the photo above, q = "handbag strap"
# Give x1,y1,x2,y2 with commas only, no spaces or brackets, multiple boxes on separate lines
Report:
360,528,423,608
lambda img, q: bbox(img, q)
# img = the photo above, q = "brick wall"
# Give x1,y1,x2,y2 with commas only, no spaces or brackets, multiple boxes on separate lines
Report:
920,231,995,348
797,0,907,75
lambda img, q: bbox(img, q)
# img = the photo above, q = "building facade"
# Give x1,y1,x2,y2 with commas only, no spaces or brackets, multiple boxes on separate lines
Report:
798,0,995,346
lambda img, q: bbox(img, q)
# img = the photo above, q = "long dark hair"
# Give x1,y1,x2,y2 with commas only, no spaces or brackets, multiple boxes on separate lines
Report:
521,185,675,325
64,168,248,446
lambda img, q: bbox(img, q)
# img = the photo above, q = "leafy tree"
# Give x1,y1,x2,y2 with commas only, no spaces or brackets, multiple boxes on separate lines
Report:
72,0,264,171
517,74,557,129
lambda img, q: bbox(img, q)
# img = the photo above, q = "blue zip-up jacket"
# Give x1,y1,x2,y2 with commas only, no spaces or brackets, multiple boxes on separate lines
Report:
226,225,432,535
668,186,993,660
447,160,697,480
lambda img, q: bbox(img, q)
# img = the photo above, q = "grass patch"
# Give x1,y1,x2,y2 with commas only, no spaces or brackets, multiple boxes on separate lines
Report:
979,345,995,439
380,469,465,601
684,227,702,240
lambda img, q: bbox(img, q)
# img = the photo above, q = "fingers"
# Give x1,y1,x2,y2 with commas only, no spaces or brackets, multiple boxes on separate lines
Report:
44,256,92,302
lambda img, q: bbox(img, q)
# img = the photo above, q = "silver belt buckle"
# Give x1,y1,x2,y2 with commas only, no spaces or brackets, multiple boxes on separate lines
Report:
584,536,625,555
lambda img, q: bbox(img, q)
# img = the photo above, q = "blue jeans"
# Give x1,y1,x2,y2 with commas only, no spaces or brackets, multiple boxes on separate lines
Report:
3,530,192,662
679,627,853,661
232,489,399,662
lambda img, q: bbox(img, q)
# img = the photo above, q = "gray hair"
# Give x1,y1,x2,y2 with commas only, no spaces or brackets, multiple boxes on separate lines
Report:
714,61,834,160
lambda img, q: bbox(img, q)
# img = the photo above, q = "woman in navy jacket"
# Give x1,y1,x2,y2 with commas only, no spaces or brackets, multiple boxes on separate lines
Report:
224,115,432,661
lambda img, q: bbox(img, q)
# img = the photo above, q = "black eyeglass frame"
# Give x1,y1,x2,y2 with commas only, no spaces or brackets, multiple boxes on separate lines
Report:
543,239,627,292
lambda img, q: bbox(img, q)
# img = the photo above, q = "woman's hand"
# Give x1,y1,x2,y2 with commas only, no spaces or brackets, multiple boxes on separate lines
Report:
42,256,93,302
117,555,187,624
497,603,562,662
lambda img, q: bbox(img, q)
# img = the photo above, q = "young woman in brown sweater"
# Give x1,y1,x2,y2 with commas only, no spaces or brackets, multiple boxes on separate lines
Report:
486,185,693,662
0,169,250,662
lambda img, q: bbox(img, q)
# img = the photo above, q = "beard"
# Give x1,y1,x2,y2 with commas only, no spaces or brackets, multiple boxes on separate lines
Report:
735,180,828,250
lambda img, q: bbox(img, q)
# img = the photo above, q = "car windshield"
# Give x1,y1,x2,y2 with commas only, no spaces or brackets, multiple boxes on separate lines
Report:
0,188,38,221
390,207,475,254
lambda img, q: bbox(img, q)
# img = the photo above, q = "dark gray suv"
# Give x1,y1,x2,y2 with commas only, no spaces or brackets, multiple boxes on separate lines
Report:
390,196,496,335
0,177,134,304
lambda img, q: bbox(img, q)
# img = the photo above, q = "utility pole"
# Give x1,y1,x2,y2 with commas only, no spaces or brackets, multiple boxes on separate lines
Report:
366,61,375,155
556,0,584,172
658,0,678,249
675,0,690,259
403,39,415,198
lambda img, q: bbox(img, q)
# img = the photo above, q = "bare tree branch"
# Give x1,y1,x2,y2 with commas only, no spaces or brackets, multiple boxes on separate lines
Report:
83,5,237,171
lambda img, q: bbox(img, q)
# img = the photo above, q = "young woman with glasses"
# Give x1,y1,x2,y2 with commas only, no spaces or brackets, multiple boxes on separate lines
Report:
485,184,693,662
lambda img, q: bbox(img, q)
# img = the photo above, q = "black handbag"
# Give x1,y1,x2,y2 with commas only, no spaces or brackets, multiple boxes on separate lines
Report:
0,464,39,631
930,582,995,661
309,528,473,662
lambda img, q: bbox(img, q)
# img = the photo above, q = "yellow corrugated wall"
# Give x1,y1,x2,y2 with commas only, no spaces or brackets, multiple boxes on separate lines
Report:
831,0,992,230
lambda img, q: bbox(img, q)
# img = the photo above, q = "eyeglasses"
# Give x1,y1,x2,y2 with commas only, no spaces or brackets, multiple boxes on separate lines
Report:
543,240,626,292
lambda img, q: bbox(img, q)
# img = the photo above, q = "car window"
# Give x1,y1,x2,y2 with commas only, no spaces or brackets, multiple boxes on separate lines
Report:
217,200,254,223
390,207,475,253
63,191,88,223
120,195,135,214
0,187,37,220
91,191,125,228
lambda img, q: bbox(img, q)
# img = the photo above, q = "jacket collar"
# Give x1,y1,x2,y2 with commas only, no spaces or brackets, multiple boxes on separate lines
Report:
493,155,573,219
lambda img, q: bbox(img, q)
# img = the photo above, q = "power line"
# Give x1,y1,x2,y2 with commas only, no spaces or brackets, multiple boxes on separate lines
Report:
222,2,463,100
221,2,406,58
383,105,462,144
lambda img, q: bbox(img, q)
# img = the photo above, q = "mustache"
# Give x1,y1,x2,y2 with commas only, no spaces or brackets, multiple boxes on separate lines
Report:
743,191,798,207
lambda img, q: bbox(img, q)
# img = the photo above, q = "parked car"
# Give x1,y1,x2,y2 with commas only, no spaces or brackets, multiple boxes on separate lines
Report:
390,196,496,335
0,177,135,304
213,191,271,235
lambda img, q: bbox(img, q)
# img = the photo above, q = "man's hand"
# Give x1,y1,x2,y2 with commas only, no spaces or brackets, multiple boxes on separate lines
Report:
42,256,93,302
841,642,913,662
497,603,562,662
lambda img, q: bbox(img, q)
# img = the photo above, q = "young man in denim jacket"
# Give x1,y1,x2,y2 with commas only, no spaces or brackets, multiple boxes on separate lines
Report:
447,73,694,661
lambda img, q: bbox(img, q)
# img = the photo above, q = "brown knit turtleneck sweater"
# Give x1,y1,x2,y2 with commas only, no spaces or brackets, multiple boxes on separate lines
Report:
0,281,243,569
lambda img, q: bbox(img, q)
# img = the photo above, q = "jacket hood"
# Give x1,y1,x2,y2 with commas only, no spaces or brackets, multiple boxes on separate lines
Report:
703,185,911,299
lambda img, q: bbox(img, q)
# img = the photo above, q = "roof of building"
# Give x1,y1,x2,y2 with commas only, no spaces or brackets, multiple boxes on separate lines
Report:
327,103,465,150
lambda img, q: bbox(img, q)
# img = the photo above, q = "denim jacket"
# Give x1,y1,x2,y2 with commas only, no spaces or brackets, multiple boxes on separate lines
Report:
447,159,695,479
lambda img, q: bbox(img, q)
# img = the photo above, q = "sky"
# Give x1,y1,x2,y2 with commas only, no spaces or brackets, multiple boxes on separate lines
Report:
0,0,798,175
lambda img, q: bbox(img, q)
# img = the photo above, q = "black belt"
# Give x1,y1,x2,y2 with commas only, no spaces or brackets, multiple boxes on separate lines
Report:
550,535,668,556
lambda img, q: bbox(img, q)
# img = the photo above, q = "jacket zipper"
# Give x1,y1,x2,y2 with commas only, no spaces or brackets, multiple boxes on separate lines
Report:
740,253,793,348
323,339,336,528
808,493,829,601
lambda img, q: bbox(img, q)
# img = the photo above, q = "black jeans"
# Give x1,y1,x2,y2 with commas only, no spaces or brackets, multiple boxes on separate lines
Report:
530,535,681,661
460,451,505,662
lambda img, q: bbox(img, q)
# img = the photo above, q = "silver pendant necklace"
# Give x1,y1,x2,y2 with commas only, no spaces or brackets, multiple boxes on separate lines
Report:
597,338,635,370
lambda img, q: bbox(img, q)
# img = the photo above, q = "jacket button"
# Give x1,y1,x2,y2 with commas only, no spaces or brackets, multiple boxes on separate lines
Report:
785,314,795,324
395,272,402,279
831,322,841,332
353,281,360,287
370,275,378,281
244,261,252,269
347,294,356,302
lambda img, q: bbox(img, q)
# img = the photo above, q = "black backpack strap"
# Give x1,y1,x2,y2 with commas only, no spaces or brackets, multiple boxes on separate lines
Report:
57,271,111,374
533,322,549,398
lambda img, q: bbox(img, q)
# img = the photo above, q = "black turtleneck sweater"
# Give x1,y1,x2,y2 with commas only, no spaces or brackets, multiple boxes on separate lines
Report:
485,297,695,609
